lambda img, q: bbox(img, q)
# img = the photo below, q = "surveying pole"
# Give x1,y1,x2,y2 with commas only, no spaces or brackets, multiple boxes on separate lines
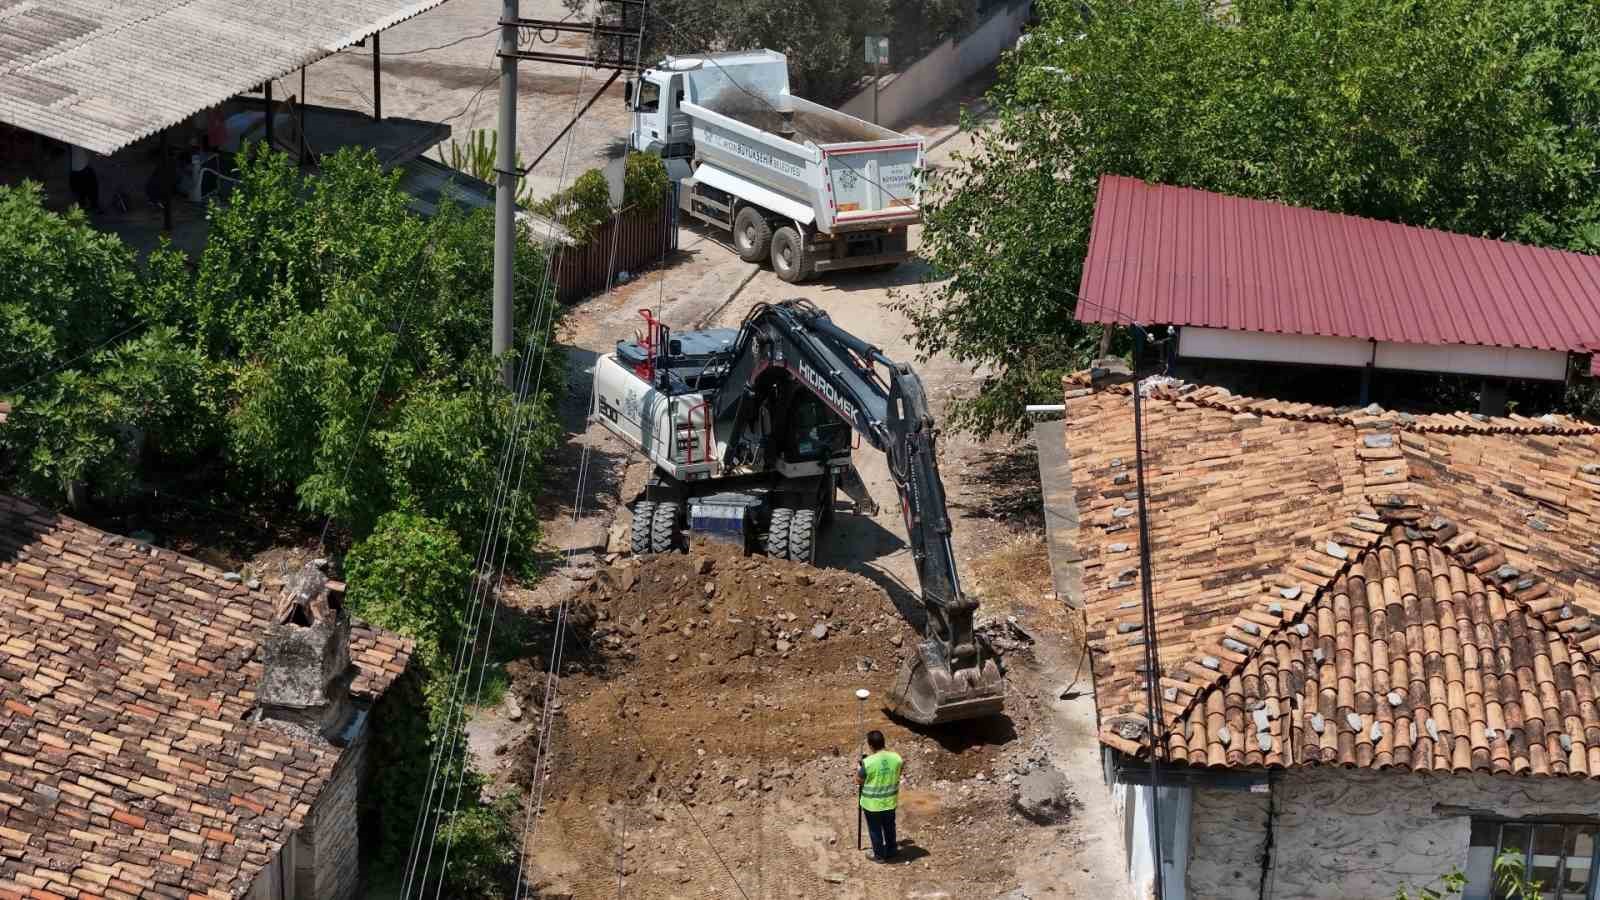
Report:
492,0,519,389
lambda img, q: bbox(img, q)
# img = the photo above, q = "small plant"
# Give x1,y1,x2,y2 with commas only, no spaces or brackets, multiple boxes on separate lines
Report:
1395,851,1544,900
442,129,534,206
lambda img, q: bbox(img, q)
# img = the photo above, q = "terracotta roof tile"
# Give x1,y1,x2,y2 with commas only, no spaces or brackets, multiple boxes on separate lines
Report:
1067,376,1600,780
0,496,414,897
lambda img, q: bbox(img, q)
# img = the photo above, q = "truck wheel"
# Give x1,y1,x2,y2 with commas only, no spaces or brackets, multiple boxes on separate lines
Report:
765,507,794,559
788,508,818,564
733,207,772,263
631,500,657,555
770,226,813,283
651,501,683,553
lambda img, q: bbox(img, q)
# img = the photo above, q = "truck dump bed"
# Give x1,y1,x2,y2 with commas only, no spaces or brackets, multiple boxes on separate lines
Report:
685,93,923,234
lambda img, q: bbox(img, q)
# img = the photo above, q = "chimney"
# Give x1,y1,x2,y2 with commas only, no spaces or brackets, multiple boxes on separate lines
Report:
256,560,356,742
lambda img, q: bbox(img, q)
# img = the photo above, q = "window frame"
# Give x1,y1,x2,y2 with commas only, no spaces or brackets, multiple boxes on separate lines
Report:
1469,817,1600,900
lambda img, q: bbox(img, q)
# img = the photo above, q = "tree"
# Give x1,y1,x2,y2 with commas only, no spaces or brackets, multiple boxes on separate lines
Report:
0,182,144,389
582,0,980,105
904,0,1600,436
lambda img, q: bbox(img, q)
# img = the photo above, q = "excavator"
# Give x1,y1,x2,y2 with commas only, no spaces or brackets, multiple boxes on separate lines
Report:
590,299,1005,725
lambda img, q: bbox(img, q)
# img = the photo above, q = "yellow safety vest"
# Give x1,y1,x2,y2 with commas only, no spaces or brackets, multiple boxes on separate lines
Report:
859,751,902,812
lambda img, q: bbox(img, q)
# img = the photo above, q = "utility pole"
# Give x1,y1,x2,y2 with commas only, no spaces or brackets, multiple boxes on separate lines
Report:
491,0,649,390
492,0,519,389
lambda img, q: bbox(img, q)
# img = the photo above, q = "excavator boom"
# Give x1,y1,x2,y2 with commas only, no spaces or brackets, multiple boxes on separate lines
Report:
591,299,1004,724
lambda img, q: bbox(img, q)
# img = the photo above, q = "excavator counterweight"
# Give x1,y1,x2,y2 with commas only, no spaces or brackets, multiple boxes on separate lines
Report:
590,300,1004,724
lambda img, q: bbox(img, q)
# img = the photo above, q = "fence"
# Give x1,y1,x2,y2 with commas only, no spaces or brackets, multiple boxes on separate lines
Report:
838,0,1032,130
551,186,679,302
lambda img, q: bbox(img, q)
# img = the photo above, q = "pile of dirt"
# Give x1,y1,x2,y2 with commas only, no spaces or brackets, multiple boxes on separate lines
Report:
497,542,1034,898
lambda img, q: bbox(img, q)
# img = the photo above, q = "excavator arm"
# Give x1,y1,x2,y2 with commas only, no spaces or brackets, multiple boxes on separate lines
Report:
710,300,1005,724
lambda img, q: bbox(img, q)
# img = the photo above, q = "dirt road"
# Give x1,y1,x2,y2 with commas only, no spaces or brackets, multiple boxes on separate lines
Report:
451,91,1137,894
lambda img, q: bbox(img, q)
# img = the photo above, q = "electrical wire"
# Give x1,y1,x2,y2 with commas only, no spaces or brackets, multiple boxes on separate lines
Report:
0,320,149,396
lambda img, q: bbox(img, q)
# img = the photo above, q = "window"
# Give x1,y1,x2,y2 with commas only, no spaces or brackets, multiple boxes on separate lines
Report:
1468,819,1599,900
635,81,660,113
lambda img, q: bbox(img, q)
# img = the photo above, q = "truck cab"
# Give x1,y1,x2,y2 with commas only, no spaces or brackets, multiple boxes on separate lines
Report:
626,68,691,158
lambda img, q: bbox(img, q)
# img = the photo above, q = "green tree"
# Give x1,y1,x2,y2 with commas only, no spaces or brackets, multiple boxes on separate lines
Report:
0,182,144,389
583,0,978,105
905,0,1600,436
346,513,520,898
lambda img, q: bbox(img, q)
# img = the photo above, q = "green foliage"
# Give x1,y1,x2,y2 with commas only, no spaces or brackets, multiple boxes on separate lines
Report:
2,327,220,503
432,791,522,898
908,0,1600,435
1395,850,1543,899
345,511,475,669
593,0,980,104
534,168,614,243
443,129,535,207
623,152,669,210
0,182,143,389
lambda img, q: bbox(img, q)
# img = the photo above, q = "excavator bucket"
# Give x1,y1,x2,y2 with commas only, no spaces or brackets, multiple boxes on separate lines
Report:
888,641,1006,725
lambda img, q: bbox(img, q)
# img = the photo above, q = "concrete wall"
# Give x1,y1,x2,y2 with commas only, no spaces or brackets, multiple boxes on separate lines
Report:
1188,768,1600,900
837,1,1032,130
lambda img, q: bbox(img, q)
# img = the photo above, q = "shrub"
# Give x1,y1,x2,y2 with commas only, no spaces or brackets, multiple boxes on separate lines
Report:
345,511,475,668
534,168,613,242
623,152,670,210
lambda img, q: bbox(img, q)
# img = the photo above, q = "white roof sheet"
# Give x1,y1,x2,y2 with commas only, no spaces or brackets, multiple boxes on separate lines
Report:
0,0,454,155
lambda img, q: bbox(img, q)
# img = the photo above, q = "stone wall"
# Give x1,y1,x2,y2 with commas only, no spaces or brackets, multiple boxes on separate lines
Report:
1187,768,1600,900
311,724,369,900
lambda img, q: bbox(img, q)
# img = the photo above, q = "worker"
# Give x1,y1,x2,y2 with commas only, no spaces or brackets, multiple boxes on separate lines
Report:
857,729,903,862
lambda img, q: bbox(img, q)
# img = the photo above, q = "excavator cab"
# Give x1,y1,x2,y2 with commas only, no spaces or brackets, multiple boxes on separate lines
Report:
784,392,851,463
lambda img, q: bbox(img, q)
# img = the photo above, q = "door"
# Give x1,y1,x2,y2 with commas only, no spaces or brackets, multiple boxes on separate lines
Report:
631,76,666,151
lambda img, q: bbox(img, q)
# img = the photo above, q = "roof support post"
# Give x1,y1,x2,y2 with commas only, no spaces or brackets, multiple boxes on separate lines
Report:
264,80,274,149
492,0,518,388
372,31,382,120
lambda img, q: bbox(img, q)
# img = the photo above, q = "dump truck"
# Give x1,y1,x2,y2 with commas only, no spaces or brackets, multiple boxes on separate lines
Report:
626,49,923,282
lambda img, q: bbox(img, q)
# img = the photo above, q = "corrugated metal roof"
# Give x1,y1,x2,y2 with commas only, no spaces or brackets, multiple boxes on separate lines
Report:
1076,175,1600,356
0,0,454,155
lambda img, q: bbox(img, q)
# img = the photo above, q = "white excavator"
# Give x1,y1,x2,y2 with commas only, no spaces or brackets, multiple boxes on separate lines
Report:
590,299,1005,725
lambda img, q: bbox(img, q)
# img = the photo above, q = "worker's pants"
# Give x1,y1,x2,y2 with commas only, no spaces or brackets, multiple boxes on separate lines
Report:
863,807,897,859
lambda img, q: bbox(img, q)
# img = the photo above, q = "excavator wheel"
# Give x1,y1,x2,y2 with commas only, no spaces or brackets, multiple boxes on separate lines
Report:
788,508,817,564
651,501,683,553
631,500,657,556
765,507,794,559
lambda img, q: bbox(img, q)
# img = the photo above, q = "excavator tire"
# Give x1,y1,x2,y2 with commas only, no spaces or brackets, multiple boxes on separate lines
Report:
788,508,817,564
651,501,682,553
770,226,813,284
631,500,657,556
765,507,794,559
733,207,772,263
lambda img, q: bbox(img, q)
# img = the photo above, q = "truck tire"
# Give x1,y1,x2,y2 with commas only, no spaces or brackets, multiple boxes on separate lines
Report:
765,507,794,559
788,508,818,564
770,226,813,283
651,501,682,553
631,500,657,555
733,207,772,263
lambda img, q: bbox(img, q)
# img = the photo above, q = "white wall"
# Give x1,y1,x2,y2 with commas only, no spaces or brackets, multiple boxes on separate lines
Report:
838,1,1032,129
1188,769,1600,900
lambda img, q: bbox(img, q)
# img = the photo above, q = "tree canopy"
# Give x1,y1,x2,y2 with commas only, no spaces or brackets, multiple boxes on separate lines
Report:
0,146,559,566
904,0,1600,435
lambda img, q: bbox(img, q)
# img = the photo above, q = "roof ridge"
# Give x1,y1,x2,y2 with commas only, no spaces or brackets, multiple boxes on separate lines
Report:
1070,374,1600,436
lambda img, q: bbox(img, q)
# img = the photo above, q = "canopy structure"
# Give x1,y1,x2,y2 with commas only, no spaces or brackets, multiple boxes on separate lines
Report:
0,0,452,155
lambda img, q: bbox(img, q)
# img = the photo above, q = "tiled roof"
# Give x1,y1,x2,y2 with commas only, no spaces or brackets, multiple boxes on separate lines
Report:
0,496,413,898
1076,176,1600,361
1066,376,1600,778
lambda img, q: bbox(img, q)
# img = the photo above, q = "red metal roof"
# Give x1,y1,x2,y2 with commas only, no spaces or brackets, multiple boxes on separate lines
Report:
1076,175,1600,359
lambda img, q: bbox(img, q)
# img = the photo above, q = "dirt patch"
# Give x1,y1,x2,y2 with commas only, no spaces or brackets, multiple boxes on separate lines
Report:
492,542,1049,898
709,96,884,146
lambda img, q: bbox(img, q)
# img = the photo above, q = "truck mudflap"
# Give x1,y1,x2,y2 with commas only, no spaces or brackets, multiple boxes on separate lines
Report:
889,639,1006,725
